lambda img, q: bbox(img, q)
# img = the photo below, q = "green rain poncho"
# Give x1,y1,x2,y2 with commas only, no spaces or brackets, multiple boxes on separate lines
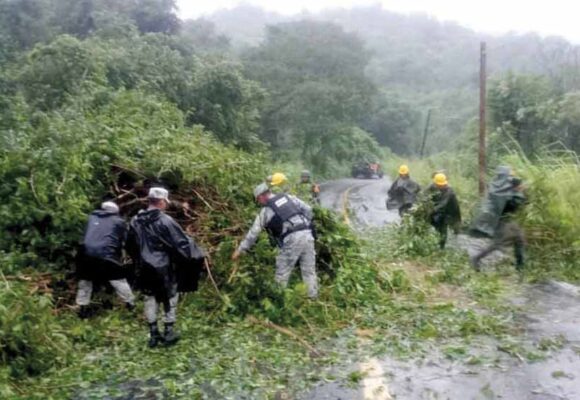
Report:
387,176,421,211
470,166,526,238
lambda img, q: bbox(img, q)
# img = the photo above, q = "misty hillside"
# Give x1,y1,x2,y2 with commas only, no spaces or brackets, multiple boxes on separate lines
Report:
208,4,580,89
206,5,580,152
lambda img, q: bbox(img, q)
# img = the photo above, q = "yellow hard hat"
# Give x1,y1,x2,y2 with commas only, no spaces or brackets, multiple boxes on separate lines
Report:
433,173,448,187
270,172,288,187
398,165,410,175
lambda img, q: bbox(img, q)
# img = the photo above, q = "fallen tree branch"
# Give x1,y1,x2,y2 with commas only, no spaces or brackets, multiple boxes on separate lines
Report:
227,262,240,285
113,188,138,202
204,258,223,300
110,163,147,178
192,189,215,211
0,269,11,291
4,272,53,281
226,240,241,284
247,315,323,358
120,197,147,208
29,171,44,207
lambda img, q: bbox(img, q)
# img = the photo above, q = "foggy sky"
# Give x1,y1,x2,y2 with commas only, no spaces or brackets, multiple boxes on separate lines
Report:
177,0,580,43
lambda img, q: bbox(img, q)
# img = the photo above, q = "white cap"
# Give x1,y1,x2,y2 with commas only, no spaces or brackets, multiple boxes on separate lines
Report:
253,183,270,199
101,201,119,213
148,187,169,201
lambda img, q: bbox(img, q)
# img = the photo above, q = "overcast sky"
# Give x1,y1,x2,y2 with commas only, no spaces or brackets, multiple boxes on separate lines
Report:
177,0,580,43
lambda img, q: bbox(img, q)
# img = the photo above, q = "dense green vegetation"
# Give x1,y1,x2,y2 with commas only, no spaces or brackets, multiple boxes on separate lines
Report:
0,1,579,398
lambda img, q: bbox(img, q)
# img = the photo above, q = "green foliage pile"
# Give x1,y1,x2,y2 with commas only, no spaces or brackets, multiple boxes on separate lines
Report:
195,206,383,326
0,89,264,269
0,81,372,385
0,281,72,381
393,213,441,258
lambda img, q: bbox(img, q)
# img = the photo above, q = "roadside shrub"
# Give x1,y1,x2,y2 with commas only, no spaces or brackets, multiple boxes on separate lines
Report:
504,151,580,274
0,281,72,378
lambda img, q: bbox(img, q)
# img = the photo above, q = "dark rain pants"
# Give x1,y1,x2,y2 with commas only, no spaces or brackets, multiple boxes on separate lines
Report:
473,222,526,270
431,214,449,249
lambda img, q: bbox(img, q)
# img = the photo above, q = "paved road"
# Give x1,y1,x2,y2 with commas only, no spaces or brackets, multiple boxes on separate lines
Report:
301,178,580,400
319,177,399,228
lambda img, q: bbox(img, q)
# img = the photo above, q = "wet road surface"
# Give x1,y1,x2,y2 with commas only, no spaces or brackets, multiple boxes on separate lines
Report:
319,177,399,228
303,178,580,400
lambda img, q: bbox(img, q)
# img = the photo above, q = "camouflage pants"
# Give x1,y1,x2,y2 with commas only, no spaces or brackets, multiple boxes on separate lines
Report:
276,230,318,298
76,279,135,306
144,292,179,324
474,222,526,269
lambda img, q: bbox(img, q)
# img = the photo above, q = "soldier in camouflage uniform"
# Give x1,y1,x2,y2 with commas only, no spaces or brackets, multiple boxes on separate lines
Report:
232,183,318,298
293,170,321,206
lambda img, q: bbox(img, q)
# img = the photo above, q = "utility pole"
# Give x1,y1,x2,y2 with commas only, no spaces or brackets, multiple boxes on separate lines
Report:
419,108,432,158
479,42,487,196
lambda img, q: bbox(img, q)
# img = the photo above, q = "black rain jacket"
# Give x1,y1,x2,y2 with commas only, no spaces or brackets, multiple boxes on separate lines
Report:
387,177,421,210
127,209,204,300
426,184,462,229
83,210,126,264
76,210,127,281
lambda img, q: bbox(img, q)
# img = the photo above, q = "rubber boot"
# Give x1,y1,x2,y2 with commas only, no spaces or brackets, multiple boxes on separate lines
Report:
469,255,482,272
163,323,180,346
148,323,163,348
78,305,91,319
514,245,525,271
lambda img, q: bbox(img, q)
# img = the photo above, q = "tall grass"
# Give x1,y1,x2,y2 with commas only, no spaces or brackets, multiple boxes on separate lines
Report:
504,150,580,263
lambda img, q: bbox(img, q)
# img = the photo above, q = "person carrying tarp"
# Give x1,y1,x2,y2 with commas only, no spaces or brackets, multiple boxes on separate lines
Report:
469,166,527,271
386,164,421,217
426,173,462,249
231,183,318,299
294,170,321,206
127,187,205,348
76,201,135,319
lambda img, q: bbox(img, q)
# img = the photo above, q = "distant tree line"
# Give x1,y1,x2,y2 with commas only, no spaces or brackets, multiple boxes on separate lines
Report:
208,4,580,156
